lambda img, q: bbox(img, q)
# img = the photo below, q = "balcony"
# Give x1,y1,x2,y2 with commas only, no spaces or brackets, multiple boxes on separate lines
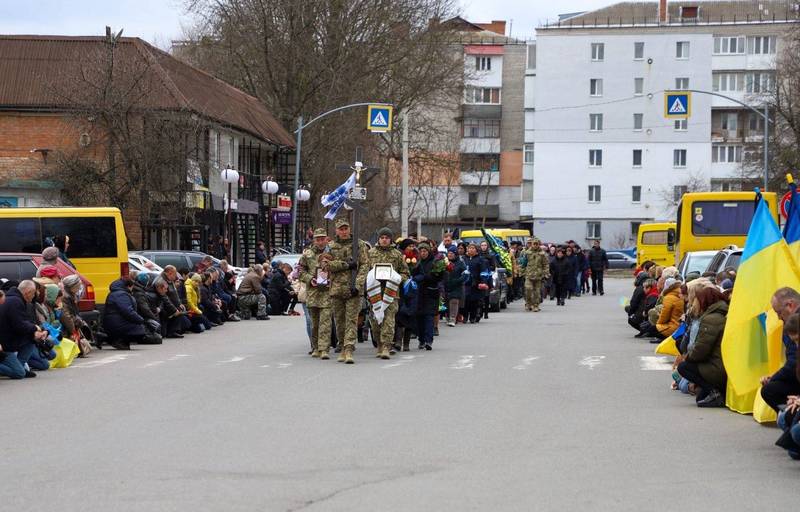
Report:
459,204,500,221
460,170,499,186
461,138,500,154
519,201,534,218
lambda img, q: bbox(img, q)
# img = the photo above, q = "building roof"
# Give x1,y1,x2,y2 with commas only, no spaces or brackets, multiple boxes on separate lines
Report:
541,1,800,29
0,35,295,148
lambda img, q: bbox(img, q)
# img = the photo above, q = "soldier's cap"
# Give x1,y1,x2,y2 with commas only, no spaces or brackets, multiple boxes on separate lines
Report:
335,218,350,228
313,228,328,238
418,241,432,252
377,227,393,239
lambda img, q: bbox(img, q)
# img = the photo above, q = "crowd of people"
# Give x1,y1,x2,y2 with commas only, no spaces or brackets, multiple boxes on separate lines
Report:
623,260,800,458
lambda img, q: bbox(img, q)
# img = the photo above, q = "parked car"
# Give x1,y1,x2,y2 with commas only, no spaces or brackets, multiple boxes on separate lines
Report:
676,250,717,278
489,268,509,312
606,251,637,269
705,246,743,276
0,253,99,322
129,253,164,275
132,251,245,275
270,253,303,269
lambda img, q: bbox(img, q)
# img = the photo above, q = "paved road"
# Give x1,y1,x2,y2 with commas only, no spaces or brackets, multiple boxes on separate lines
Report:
1,278,795,511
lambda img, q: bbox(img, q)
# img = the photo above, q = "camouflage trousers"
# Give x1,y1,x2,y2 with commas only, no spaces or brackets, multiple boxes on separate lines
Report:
309,306,332,352
369,302,398,349
331,295,361,350
524,278,543,309
238,293,268,318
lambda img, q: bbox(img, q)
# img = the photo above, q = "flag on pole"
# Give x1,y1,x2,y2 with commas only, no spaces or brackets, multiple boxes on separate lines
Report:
480,228,513,274
321,172,356,220
722,196,800,414
784,173,800,252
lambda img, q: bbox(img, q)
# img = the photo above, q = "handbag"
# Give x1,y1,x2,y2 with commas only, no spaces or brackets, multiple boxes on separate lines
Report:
292,280,308,303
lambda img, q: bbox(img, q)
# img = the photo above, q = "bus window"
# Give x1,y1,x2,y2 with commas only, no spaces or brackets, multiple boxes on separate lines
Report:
691,201,755,236
667,228,676,250
641,231,668,245
41,217,118,258
0,218,41,253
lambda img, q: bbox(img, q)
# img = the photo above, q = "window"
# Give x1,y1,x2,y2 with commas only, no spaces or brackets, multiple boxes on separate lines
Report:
468,192,478,205
0,218,41,253
524,144,534,164
526,44,536,69
673,149,687,167
40,217,118,258
746,72,775,93
0,260,37,282
674,119,688,131
591,43,604,61
634,42,644,59
634,77,644,95
713,72,743,92
464,86,501,104
461,154,500,173
589,149,602,167
714,36,745,54
630,221,642,240
674,185,688,202
749,113,766,133
590,78,603,97
463,118,501,138
676,41,690,59
632,186,642,203
675,77,690,90
632,149,642,167
589,113,603,131
691,200,756,236
587,221,601,239
633,113,643,131
475,56,492,71
720,112,738,132
642,231,669,245
748,36,777,55
712,145,743,163
588,185,601,203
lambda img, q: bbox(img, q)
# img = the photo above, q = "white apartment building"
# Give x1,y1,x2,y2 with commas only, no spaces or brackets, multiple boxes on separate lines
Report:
530,0,799,246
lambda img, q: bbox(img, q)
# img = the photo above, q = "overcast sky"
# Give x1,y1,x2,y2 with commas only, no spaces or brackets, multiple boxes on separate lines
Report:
0,0,613,46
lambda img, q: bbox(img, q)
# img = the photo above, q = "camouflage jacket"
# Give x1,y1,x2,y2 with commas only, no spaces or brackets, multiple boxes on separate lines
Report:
299,244,331,308
367,245,410,287
522,248,550,280
327,236,370,298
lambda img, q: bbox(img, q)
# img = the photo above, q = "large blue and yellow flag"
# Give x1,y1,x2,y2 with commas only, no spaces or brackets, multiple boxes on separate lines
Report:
480,228,513,274
784,174,800,254
723,196,800,414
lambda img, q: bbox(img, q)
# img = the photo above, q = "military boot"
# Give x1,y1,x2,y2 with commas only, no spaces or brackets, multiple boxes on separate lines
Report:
379,344,391,360
311,349,320,358
319,349,330,360
533,306,541,312
337,350,346,362
344,347,355,364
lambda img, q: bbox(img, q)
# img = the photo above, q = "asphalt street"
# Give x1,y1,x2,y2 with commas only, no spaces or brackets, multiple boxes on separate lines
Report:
1,278,797,511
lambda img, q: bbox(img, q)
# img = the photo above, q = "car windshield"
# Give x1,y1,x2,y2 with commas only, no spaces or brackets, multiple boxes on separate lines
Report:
687,254,716,274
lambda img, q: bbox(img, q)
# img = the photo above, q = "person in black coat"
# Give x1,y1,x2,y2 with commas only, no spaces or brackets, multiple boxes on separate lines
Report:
268,263,294,315
255,241,267,265
0,281,48,377
200,272,224,325
411,242,444,350
587,240,609,295
131,272,162,344
148,277,184,339
463,244,488,324
549,247,573,306
102,278,146,350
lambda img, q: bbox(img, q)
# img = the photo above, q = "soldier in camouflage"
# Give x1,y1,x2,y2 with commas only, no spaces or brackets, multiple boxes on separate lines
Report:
366,227,409,360
521,237,550,312
327,217,369,364
299,228,333,359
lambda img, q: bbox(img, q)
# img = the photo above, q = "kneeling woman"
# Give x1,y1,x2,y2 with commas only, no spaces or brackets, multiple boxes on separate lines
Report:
677,287,729,407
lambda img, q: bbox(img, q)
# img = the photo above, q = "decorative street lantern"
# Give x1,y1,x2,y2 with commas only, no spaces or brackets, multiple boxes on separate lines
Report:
220,168,239,260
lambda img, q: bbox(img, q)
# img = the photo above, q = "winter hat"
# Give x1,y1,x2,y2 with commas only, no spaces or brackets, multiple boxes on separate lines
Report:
720,278,734,291
377,227,393,239
39,265,59,278
136,272,150,286
663,277,681,292
447,246,458,255
45,283,60,306
418,242,432,252
42,246,60,262
62,274,81,291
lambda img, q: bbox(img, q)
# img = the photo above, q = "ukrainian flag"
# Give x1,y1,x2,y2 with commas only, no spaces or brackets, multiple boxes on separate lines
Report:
784,175,800,254
722,196,800,414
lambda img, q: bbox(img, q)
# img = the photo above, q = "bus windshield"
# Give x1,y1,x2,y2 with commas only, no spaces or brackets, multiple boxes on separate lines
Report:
691,201,755,236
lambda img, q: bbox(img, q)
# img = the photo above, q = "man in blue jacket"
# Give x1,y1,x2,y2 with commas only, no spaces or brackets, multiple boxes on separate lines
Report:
0,281,48,378
762,287,800,411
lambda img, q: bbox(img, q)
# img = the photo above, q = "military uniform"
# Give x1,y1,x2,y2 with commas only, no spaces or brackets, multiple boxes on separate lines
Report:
299,228,332,359
328,218,369,364
521,239,550,312
367,230,409,359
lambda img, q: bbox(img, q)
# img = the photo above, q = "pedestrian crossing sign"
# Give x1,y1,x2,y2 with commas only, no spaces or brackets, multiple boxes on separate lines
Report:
664,91,691,119
367,105,393,132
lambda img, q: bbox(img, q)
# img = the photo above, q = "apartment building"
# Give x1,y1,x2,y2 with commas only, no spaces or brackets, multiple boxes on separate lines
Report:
530,0,799,246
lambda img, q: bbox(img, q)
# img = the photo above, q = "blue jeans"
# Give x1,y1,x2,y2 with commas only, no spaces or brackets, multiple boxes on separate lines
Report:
416,314,435,346
0,353,26,379
27,347,52,371
575,273,582,296
302,303,312,342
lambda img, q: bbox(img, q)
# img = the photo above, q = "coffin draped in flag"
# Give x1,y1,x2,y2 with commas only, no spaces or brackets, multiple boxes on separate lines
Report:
722,197,800,414
480,228,513,274
321,172,356,220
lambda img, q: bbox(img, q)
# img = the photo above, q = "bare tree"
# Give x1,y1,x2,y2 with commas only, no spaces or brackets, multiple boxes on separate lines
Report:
609,230,629,250
657,171,710,217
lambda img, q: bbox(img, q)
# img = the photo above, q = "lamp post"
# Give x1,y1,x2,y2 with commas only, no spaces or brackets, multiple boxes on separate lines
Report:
261,178,279,256
220,168,239,261
295,186,311,248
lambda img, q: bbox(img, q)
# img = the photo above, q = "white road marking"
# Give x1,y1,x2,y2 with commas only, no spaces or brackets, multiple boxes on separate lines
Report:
450,355,485,370
578,356,606,370
143,361,166,368
260,364,271,368
168,354,191,361
639,356,674,371
217,355,252,364
513,356,540,370
382,355,420,369
276,363,292,369
72,353,136,368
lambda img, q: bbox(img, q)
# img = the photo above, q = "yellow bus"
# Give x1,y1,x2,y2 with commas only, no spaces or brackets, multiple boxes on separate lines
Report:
460,228,531,246
636,222,676,267
675,191,779,263
0,207,129,303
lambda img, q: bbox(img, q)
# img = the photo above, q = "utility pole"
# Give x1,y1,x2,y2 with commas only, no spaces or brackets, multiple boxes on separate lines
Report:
402,110,410,238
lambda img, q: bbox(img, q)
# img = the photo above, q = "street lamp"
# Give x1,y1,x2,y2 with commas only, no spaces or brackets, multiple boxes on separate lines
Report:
261,178,279,256
220,167,239,261
294,186,311,248
261,178,279,195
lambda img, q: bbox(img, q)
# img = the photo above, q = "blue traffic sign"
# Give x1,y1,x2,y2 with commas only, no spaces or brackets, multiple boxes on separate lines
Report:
367,105,393,132
664,92,691,119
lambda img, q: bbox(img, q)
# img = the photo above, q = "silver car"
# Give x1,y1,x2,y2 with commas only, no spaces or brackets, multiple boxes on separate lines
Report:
606,251,637,269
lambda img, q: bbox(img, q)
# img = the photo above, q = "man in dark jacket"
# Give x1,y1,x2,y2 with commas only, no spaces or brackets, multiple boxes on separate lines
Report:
411,242,444,350
148,277,183,339
761,288,800,411
102,278,146,350
549,247,573,306
255,241,267,265
0,281,47,378
587,240,609,296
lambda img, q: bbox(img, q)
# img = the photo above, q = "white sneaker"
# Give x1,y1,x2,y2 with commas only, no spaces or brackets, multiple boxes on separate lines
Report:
447,322,456,327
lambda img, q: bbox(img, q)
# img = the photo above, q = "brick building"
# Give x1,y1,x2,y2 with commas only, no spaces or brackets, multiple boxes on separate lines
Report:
0,35,297,263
